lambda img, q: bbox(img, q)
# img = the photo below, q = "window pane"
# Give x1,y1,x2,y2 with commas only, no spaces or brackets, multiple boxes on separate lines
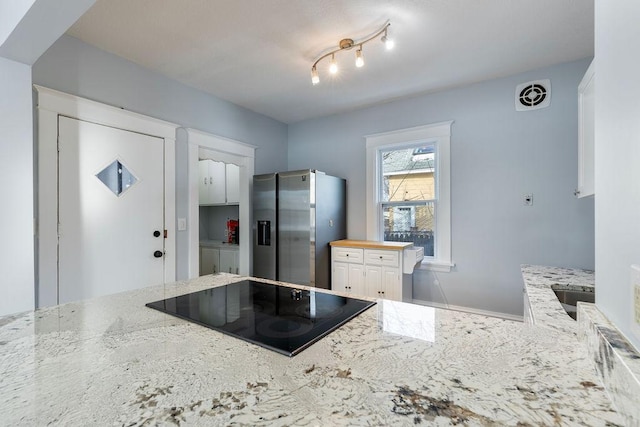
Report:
383,203,435,256
381,145,435,202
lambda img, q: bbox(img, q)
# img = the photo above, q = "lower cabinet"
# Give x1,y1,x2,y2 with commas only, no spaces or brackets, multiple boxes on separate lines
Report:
364,265,401,301
200,247,220,275
200,246,239,276
331,246,404,301
333,261,365,296
220,249,239,274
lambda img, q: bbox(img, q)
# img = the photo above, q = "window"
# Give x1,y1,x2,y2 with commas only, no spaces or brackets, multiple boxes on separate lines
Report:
365,121,453,272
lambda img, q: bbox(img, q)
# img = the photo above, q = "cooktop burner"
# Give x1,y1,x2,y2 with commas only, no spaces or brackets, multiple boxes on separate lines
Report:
146,280,375,356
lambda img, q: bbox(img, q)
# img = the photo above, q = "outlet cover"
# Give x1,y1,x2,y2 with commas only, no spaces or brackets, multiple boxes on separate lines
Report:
631,265,640,340
524,194,533,206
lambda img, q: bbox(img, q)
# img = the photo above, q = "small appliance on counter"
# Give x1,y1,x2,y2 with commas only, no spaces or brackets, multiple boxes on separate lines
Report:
226,219,239,244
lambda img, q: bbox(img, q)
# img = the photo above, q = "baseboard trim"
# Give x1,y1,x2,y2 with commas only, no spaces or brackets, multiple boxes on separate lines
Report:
410,298,524,322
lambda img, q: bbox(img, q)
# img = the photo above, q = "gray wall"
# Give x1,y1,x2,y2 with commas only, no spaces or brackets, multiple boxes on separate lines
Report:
288,58,594,317
0,57,34,316
32,35,288,280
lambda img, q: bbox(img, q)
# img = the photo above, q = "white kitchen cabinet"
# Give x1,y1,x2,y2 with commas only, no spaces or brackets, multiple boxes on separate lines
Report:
199,159,226,205
364,265,401,301
330,242,412,302
333,260,365,296
200,247,220,275
220,249,239,274
577,60,595,198
225,164,240,204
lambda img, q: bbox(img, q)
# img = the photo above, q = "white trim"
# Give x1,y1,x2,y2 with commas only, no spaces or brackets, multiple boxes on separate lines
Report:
365,121,453,271
34,86,179,308
185,128,256,279
34,85,177,139
411,299,524,322
418,260,455,273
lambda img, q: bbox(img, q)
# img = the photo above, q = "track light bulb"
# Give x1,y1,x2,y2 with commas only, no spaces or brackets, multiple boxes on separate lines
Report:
329,54,338,74
355,47,364,68
311,66,320,85
382,29,394,50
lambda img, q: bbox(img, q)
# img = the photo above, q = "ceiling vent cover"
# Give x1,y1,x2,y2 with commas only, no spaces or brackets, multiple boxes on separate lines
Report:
515,79,551,111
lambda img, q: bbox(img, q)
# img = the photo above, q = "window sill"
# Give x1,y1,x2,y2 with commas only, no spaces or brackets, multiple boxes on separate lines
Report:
418,260,455,273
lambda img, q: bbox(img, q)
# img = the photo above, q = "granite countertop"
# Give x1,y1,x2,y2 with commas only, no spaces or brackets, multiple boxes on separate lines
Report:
522,264,640,424
521,264,594,334
200,240,239,250
0,274,623,426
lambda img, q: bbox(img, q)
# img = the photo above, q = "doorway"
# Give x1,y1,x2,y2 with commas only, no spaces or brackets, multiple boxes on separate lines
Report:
184,128,255,279
35,86,177,307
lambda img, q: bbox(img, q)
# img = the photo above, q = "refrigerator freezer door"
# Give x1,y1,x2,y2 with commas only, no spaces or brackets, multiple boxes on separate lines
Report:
253,173,277,280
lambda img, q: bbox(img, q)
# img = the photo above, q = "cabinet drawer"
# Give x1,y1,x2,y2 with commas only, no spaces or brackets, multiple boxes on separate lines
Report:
332,247,364,264
365,249,399,267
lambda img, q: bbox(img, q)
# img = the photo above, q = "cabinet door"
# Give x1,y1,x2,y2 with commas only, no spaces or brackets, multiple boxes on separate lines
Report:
209,160,227,204
381,267,401,301
199,160,210,205
349,263,366,297
220,249,238,274
226,164,240,204
200,247,220,275
365,265,382,299
578,62,595,198
332,261,349,292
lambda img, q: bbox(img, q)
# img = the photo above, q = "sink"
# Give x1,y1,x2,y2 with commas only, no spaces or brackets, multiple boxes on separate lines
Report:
552,288,595,320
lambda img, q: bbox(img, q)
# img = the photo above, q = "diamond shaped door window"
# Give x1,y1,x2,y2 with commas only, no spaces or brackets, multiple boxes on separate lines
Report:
96,159,138,196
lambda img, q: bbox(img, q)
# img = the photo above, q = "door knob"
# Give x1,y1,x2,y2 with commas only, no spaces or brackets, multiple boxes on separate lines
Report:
153,250,163,258
153,230,161,237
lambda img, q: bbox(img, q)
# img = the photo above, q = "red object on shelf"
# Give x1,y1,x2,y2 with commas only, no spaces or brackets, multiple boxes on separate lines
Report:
227,219,239,243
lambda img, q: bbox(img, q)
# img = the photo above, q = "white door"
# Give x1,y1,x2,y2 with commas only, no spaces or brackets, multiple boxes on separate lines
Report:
58,116,166,303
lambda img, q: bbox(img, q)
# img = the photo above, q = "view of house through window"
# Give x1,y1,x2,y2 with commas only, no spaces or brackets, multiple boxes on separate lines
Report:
380,144,436,256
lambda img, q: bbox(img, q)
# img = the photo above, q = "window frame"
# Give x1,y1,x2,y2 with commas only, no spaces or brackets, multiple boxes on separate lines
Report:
365,121,453,272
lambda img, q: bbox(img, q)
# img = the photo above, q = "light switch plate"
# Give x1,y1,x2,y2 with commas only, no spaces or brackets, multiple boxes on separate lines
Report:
177,217,187,231
631,265,640,340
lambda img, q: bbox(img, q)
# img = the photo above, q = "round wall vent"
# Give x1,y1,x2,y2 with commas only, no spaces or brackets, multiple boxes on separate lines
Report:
515,79,551,111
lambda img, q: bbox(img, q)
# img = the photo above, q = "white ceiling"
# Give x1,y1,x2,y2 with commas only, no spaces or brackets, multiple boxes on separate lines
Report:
66,0,593,124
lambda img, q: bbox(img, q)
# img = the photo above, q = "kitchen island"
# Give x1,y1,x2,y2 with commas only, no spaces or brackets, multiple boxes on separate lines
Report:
0,274,624,426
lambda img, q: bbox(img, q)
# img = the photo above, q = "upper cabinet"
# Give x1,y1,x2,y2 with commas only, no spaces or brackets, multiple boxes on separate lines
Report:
199,160,240,205
225,163,240,204
577,61,595,198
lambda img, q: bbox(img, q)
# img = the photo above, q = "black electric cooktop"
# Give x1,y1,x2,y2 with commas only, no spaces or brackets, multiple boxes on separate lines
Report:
146,280,375,357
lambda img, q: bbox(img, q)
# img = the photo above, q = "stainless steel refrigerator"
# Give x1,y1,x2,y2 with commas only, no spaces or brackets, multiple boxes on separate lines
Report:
253,170,346,289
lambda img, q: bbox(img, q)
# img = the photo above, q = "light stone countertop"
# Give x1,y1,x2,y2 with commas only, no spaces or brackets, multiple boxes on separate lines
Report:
0,273,624,426
522,264,640,424
200,240,239,250
521,264,594,334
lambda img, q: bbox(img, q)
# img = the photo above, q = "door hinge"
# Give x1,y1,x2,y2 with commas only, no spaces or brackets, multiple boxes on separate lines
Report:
164,230,168,238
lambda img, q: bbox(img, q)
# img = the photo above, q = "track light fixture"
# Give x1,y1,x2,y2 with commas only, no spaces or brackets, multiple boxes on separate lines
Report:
310,22,392,85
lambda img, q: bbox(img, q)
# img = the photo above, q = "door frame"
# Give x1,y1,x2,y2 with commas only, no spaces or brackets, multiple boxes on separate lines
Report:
35,85,178,308
184,128,256,278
